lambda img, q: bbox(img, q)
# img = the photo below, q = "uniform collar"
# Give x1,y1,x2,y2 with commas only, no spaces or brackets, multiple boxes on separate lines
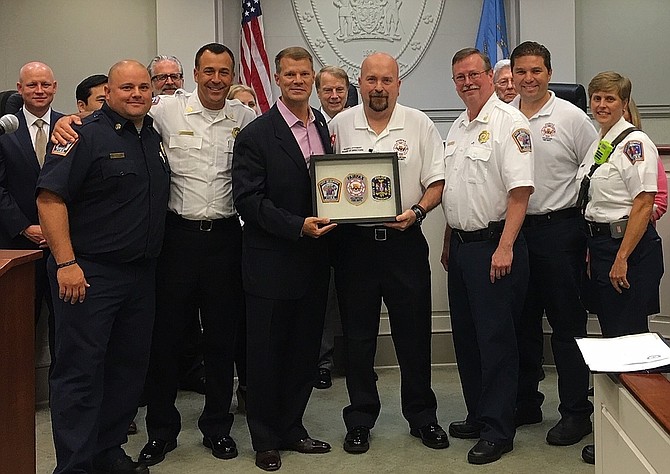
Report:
352,103,405,134
186,88,239,123
602,116,633,142
458,92,498,127
100,102,153,135
510,90,556,119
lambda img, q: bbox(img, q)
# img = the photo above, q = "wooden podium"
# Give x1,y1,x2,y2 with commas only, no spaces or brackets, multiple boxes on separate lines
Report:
0,249,42,474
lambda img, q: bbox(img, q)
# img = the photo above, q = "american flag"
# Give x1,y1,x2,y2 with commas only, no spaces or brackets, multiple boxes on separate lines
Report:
240,0,273,113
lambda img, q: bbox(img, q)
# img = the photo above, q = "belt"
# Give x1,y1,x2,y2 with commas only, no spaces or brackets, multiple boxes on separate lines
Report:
523,207,580,227
585,221,611,237
452,221,504,243
166,211,239,232
348,225,412,242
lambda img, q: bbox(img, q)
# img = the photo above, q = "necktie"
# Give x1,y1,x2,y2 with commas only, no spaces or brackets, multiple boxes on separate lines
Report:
35,119,47,167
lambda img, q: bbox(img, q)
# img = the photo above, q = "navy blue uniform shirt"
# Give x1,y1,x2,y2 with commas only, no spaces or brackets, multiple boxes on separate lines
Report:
37,103,170,263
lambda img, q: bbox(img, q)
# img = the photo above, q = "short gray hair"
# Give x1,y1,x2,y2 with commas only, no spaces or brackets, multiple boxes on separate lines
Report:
493,59,511,81
147,55,183,77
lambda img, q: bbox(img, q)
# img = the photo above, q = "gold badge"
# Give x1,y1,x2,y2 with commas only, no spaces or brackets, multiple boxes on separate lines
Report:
232,127,240,138
478,130,490,144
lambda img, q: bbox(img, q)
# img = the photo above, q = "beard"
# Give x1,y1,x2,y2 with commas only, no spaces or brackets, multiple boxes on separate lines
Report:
368,94,389,112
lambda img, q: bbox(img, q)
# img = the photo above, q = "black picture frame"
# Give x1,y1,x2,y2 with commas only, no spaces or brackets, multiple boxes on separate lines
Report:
310,152,402,224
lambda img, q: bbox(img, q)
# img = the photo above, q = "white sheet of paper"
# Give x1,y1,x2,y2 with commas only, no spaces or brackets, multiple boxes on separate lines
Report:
576,332,670,373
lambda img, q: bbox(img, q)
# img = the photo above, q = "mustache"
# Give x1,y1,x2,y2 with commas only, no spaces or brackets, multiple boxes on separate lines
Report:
461,85,479,92
370,93,388,99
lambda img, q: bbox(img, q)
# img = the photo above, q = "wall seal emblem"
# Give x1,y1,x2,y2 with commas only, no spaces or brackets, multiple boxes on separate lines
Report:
292,0,444,83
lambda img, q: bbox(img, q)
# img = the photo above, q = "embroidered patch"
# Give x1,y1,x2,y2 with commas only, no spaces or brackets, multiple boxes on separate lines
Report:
541,122,556,142
512,128,532,153
393,139,409,160
51,139,78,157
371,175,392,201
345,173,367,206
478,130,490,144
330,133,336,148
623,140,644,164
318,177,342,203
151,96,160,105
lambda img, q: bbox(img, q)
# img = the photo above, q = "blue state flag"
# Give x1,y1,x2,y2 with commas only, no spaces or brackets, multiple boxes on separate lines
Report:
475,0,510,64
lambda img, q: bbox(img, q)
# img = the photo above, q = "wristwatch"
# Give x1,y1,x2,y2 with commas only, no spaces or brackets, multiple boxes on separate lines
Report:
411,204,426,226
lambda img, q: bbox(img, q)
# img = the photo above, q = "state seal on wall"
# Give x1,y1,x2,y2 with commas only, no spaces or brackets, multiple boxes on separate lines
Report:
291,0,444,83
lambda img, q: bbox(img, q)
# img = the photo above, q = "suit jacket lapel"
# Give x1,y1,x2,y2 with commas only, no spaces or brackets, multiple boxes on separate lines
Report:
270,105,310,174
11,111,40,173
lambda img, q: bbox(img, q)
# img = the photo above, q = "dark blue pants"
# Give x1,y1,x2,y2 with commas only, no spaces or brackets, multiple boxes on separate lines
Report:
245,269,329,451
448,233,529,444
335,226,438,431
588,224,663,337
145,220,243,441
49,257,156,474
516,216,592,419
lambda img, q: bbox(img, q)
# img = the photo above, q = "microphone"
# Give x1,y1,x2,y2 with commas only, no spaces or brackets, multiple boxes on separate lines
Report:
0,114,19,135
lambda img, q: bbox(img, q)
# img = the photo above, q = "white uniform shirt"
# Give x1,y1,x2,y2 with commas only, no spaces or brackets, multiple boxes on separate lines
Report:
328,103,445,210
510,91,597,214
577,116,658,223
443,93,534,231
149,91,256,220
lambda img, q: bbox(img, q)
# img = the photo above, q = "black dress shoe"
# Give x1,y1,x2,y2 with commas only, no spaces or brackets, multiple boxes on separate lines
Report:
203,435,238,459
283,437,331,453
514,407,542,427
314,368,332,389
410,422,449,449
448,420,482,439
546,416,592,446
138,438,177,466
467,439,513,465
255,450,281,471
343,426,370,454
92,455,149,474
581,444,595,464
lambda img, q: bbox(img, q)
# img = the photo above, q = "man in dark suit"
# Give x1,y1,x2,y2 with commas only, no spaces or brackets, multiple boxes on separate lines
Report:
0,61,63,358
232,46,336,472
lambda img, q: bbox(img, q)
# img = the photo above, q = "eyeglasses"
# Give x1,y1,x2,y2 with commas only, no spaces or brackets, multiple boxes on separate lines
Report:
452,69,490,84
495,79,513,87
151,73,183,83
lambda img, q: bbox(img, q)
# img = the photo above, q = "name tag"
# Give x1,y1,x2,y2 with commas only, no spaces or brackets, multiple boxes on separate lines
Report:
178,130,194,136
109,152,125,159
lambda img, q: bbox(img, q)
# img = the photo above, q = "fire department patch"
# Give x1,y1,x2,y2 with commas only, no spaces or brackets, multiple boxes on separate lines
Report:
318,177,342,203
623,140,644,164
512,128,532,153
393,139,409,160
345,173,367,205
371,175,392,200
541,122,556,142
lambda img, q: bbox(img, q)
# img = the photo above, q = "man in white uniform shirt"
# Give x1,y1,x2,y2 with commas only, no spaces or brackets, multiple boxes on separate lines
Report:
51,48,255,465
329,52,448,454
509,41,597,447
441,48,534,465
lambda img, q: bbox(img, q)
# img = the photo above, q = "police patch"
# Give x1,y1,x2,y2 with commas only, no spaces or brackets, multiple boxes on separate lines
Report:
371,175,392,200
623,140,644,164
512,129,532,153
318,177,342,203
345,173,368,206
51,139,78,157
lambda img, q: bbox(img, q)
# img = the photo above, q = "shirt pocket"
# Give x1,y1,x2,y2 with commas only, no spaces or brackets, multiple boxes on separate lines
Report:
462,145,491,184
100,159,139,203
217,137,235,172
167,134,203,174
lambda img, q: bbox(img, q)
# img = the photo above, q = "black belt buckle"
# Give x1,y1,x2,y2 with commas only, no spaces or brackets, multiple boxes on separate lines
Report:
374,228,387,241
199,220,213,232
